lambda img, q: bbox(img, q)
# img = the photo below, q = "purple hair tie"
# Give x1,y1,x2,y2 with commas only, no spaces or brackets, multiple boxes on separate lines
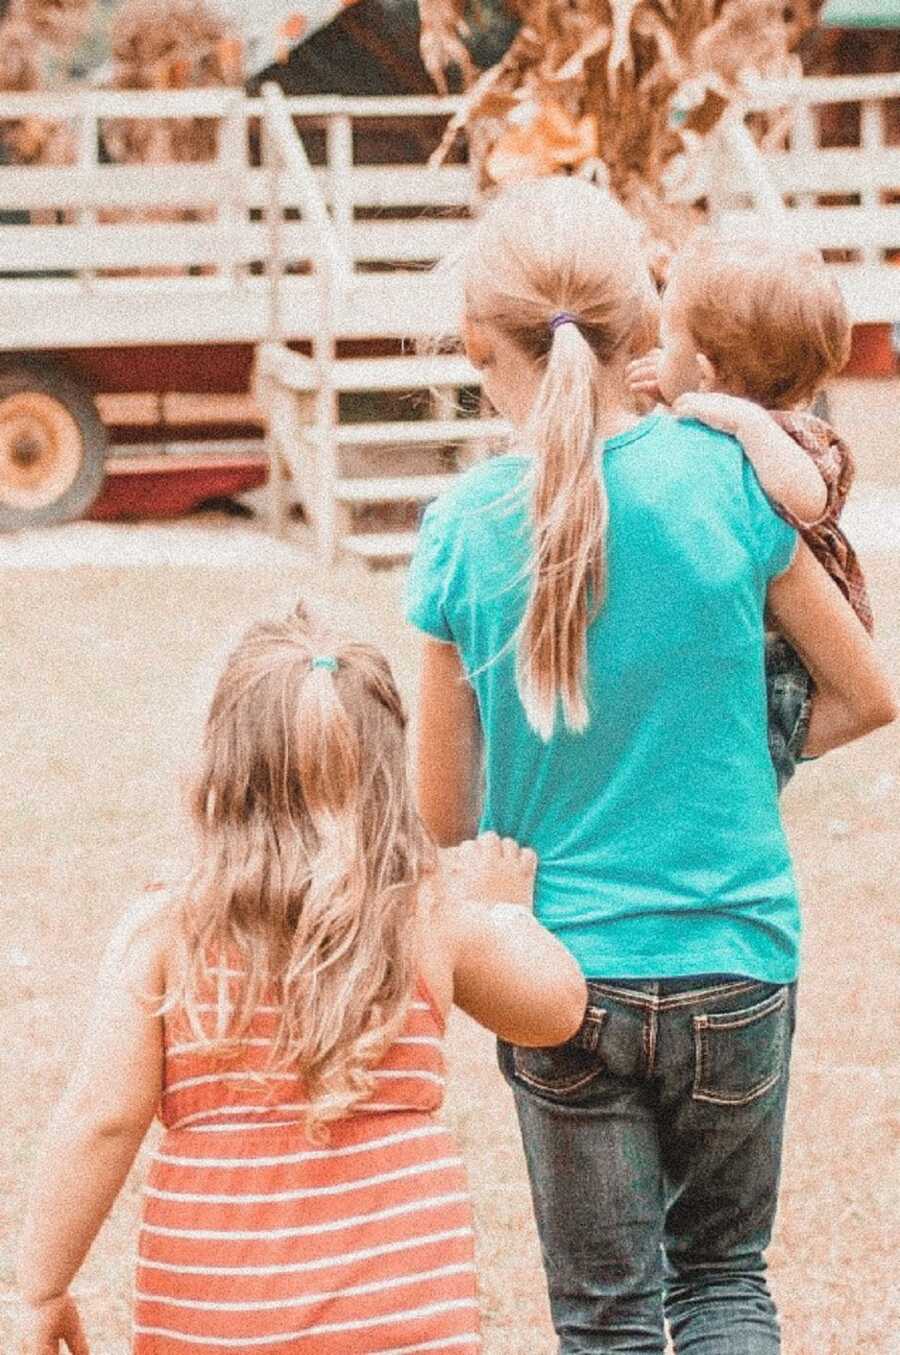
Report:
549,312,579,334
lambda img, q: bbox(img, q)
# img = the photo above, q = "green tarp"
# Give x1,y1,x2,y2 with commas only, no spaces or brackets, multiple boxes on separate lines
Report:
822,0,900,28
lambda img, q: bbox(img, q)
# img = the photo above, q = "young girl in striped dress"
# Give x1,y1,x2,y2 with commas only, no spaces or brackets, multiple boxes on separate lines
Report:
15,604,586,1355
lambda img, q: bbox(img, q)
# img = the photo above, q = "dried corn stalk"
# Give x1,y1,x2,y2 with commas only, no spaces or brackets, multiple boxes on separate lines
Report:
0,0,97,163
17,0,94,51
104,0,243,166
422,0,826,275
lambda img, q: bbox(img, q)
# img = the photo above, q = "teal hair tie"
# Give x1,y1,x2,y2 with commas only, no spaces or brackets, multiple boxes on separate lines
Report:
311,656,338,672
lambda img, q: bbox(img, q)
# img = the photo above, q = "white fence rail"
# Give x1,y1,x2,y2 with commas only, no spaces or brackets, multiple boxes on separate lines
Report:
708,72,900,323
1,76,897,339
0,87,471,340
0,77,897,553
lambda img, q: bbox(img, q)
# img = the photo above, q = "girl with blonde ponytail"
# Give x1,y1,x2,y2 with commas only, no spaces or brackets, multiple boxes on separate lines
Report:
465,178,658,740
408,176,894,1351
15,604,585,1355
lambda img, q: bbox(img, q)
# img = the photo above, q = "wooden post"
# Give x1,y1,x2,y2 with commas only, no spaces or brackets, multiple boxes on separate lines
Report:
259,84,357,553
790,102,817,211
218,95,247,287
263,105,288,536
311,252,343,564
859,99,883,267
326,113,354,261
76,101,97,290
718,114,787,224
317,114,354,560
314,111,352,561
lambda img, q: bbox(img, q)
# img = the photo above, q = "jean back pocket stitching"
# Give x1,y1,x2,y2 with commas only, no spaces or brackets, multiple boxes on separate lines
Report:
692,1067,782,1107
692,989,788,1106
512,1007,607,1095
513,1063,605,1096
699,988,786,1030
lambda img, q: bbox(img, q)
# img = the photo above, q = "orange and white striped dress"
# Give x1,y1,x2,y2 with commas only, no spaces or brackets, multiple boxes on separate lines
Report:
134,966,480,1354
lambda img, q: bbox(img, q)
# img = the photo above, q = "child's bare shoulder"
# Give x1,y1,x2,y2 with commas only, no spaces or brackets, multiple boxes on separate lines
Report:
103,884,180,984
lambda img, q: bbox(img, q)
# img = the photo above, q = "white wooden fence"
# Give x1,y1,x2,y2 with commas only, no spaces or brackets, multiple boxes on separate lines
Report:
0,73,897,557
2,75,895,331
708,72,900,324
0,87,474,346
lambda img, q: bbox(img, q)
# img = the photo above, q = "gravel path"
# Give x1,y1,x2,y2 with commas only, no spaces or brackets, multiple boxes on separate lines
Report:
0,484,897,568
0,517,304,568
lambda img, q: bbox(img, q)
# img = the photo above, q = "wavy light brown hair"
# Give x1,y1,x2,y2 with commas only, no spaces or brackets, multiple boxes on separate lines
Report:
463,177,658,740
173,604,436,1137
667,227,851,409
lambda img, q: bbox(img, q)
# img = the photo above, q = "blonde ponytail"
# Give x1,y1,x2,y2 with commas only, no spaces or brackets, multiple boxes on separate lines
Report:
175,609,436,1139
518,322,607,739
462,179,655,741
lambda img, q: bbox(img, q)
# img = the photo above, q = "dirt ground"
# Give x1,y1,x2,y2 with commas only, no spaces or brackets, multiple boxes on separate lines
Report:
1,400,898,1352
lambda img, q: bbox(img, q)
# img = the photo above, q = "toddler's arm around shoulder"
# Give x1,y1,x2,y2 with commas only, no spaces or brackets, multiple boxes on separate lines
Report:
770,408,855,521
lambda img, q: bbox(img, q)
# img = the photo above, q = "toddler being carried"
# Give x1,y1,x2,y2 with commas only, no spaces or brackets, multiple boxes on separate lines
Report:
628,228,873,788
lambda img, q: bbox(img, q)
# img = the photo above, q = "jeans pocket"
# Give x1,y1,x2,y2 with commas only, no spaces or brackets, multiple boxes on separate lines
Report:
512,1004,607,1098
692,986,789,1107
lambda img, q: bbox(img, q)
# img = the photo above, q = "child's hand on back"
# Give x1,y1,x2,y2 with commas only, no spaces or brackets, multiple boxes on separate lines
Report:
449,832,537,909
626,348,665,406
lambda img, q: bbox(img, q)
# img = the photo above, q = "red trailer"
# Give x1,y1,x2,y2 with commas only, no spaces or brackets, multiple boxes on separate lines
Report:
0,84,483,551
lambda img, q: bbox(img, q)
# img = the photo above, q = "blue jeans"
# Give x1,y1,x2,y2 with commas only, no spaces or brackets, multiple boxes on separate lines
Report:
498,976,797,1355
766,633,812,792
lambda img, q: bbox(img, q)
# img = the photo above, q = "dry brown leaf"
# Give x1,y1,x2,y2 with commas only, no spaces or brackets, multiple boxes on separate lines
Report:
14,0,95,53
487,99,599,183
607,0,638,89
552,26,611,84
0,16,43,93
418,0,477,93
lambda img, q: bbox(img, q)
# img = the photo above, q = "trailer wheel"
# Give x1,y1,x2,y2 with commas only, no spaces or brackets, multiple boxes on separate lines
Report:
0,361,107,531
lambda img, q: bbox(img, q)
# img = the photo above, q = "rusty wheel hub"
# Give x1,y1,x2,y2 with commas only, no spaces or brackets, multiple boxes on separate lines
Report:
0,391,84,512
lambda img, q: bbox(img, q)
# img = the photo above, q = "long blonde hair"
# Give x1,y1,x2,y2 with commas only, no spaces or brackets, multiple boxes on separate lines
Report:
463,178,658,740
174,604,436,1137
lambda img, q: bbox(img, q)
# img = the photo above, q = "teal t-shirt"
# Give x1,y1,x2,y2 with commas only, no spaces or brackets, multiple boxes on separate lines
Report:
406,413,802,983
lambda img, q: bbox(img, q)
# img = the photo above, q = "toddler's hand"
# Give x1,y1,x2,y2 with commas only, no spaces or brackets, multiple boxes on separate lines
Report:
452,832,537,909
626,348,665,405
673,391,767,439
16,1293,89,1354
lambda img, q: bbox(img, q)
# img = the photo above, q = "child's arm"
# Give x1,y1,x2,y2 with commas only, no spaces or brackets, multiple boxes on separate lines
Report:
16,896,166,1342
415,636,482,846
442,833,587,1047
768,541,896,757
673,392,828,525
